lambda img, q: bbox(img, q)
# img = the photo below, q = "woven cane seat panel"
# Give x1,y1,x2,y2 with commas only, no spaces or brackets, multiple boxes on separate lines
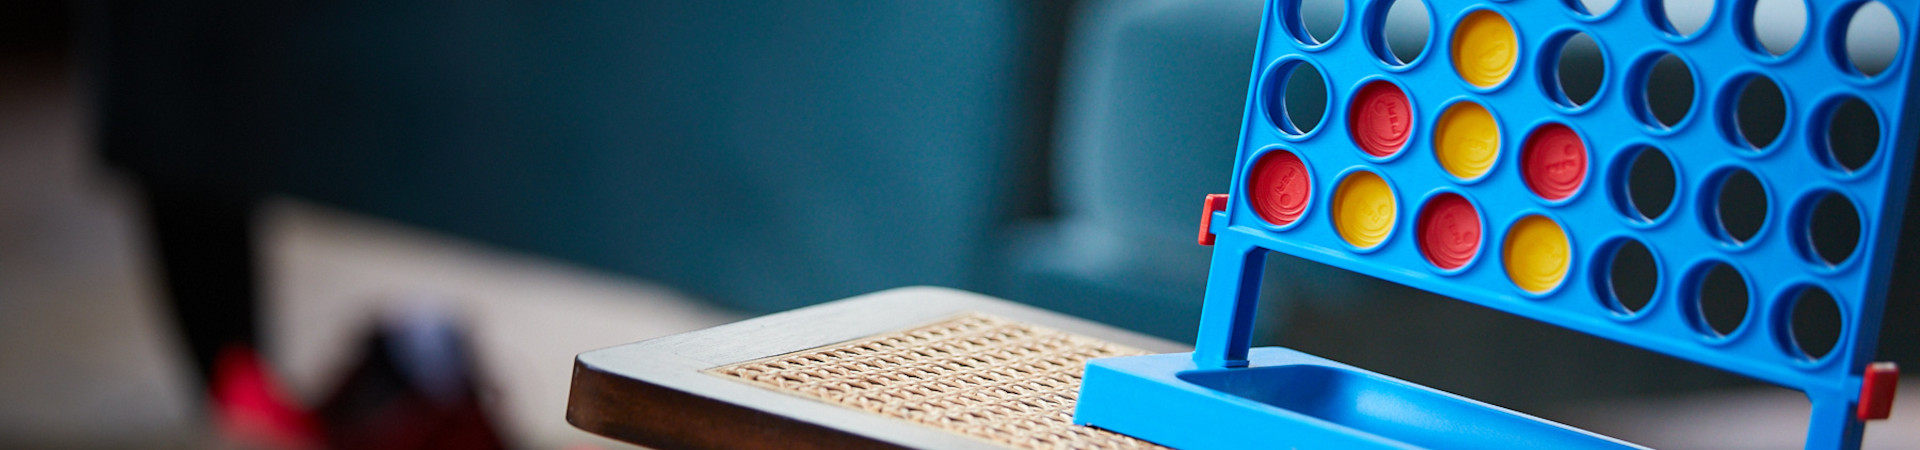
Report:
710,314,1165,449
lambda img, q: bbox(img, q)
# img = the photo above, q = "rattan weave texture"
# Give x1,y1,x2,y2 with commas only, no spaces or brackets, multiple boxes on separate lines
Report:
710,314,1165,449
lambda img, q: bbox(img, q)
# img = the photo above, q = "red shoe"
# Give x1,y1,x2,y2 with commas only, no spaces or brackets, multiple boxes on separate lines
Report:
209,344,322,449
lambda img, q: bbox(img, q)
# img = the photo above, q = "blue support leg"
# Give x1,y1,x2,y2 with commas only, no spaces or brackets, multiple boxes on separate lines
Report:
1192,236,1268,368
1803,398,1865,450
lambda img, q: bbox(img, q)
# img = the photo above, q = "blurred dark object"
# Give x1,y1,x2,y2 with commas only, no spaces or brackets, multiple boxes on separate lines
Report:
205,303,504,450
144,181,261,385
0,0,71,57
315,303,503,450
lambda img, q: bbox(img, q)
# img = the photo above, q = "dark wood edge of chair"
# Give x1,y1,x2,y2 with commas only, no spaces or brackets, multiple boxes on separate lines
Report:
566,358,906,450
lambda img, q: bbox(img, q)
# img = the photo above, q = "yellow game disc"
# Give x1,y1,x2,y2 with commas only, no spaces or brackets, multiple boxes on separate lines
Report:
1334,171,1396,249
1452,10,1518,88
1435,101,1500,180
1504,215,1571,293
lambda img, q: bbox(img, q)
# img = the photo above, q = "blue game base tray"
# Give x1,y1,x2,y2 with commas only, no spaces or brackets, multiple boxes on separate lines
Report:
1073,347,1646,449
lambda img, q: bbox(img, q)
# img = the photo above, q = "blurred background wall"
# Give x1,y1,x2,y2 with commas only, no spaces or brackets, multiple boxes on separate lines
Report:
1,0,1916,447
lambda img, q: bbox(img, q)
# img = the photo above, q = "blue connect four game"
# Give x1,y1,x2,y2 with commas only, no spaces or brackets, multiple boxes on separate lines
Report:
1073,0,1908,448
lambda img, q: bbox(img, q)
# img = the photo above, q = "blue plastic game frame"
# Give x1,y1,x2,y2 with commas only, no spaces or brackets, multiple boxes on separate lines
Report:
1074,0,1912,448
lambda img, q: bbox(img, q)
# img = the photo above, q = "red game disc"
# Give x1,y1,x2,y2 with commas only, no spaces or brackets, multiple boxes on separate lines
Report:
1523,124,1588,201
1350,81,1412,157
1418,193,1481,270
1248,150,1311,226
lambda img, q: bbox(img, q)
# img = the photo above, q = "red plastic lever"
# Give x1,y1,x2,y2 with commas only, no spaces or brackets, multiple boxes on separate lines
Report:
1859,361,1898,421
1199,194,1229,246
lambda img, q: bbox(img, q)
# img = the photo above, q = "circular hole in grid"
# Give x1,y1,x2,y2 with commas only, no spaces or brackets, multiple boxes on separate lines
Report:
1641,53,1695,128
1695,262,1750,337
1603,239,1658,314
1550,33,1606,108
1734,75,1787,150
1826,97,1880,172
1572,0,1619,17
1618,146,1677,221
1417,192,1482,270
1787,286,1843,360
1350,81,1413,157
1248,149,1313,227
1804,192,1862,266
1658,0,1714,38
1264,61,1329,135
1294,0,1347,46
1843,1,1901,78
1375,0,1432,65
1747,0,1808,56
1713,169,1769,244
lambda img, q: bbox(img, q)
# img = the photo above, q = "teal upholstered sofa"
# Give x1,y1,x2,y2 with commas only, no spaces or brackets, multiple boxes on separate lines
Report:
97,0,1914,412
